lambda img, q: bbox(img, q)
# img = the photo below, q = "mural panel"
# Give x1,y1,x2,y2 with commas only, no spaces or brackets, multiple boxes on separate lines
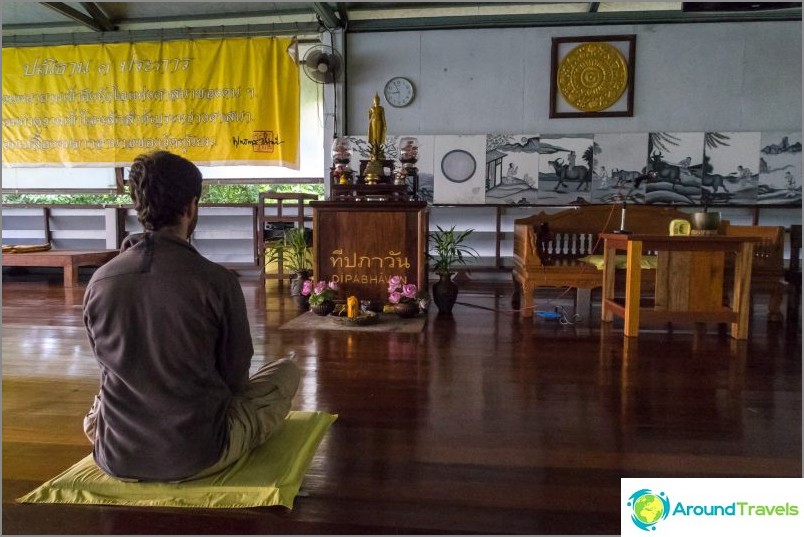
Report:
644,132,704,205
484,134,540,205
433,135,486,204
592,133,648,204
758,132,802,205
538,134,595,205
702,132,760,206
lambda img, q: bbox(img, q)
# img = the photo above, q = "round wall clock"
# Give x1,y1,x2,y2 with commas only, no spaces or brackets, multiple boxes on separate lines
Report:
383,77,415,107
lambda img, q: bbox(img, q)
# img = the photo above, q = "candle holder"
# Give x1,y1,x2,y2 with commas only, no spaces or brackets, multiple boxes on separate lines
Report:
398,137,419,168
331,137,352,164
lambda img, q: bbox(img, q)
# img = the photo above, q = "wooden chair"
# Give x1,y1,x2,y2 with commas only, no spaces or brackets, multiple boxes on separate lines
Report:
257,192,317,282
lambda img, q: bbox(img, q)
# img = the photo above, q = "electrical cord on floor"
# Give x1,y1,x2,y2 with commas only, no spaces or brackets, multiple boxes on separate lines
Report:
454,301,583,324
535,305,582,325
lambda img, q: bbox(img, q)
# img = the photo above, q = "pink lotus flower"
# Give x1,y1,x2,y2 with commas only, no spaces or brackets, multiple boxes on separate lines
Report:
302,278,339,306
386,275,421,306
301,279,313,296
402,283,418,299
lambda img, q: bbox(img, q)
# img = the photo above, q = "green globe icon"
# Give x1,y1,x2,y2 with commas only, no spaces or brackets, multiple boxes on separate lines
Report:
633,493,664,525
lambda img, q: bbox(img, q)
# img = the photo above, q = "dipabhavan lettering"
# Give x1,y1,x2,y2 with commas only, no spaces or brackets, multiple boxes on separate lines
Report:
331,274,407,284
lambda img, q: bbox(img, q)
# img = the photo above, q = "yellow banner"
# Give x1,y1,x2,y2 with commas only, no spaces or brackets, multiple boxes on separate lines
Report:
2,37,300,168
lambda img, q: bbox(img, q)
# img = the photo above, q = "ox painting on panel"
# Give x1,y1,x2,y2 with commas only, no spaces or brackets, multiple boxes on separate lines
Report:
484,134,540,205
702,132,760,206
644,132,704,205
591,133,648,204
758,132,802,206
537,134,595,205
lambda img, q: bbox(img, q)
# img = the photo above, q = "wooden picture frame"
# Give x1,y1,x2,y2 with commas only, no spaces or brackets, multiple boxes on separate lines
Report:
549,34,636,119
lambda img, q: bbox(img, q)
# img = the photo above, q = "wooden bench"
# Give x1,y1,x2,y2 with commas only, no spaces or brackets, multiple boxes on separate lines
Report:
2,249,118,287
724,225,787,321
512,204,694,315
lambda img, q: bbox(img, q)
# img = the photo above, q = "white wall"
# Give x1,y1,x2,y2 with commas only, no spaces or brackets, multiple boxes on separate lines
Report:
346,21,802,136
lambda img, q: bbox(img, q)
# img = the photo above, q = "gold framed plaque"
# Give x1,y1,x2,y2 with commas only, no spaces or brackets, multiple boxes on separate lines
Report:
550,35,636,119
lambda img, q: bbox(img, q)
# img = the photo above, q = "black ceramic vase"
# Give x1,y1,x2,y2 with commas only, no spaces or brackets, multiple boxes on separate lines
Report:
394,301,419,318
290,270,311,310
289,270,311,296
432,273,458,314
293,295,310,311
310,300,335,316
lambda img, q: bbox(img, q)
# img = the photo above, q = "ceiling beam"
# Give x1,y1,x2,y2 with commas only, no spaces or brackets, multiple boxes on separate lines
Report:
2,23,321,47
312,2,341,29
39,2,105,32
80,2,117,32
346,8,802,32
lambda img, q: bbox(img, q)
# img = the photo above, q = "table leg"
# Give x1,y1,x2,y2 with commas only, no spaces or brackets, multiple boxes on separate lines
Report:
522,281,534,314
623,240,642,338
731,242,755,340
601,240,617,322
575,287,592,321
63,263,79,287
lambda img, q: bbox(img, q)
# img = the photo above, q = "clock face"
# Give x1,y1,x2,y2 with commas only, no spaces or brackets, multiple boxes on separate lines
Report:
383,77,415,107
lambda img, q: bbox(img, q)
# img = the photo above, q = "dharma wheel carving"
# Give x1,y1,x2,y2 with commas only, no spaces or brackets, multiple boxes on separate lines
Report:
557,42,628,112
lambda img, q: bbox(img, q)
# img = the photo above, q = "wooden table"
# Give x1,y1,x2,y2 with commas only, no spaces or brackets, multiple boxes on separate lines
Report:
599,233,757,339
2,250,118,287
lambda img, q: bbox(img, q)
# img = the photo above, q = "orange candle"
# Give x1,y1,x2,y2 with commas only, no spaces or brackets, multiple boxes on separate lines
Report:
347,296,359,318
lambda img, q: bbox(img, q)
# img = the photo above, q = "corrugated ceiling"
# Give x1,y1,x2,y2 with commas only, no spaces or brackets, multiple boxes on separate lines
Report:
1,1,799,45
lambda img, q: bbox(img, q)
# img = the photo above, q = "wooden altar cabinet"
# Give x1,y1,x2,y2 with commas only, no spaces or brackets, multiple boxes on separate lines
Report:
600,233,758,340
311,201,428,302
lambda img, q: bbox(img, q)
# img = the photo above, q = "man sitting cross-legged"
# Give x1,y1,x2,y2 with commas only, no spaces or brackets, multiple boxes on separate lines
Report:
82,150,299,482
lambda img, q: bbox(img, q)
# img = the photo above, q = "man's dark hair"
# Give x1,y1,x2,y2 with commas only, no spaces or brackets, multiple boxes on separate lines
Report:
128,151,203,231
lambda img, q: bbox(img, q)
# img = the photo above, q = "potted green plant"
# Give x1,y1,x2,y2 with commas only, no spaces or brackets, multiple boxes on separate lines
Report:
427,225,479,314
265,227,312,307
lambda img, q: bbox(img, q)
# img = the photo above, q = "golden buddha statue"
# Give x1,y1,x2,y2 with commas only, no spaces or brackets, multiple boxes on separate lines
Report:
368,93,386,157
363,93,386,184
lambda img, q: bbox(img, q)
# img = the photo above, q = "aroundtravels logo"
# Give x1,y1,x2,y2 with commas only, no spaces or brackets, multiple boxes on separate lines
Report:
625,484,801,533
627,489,671,531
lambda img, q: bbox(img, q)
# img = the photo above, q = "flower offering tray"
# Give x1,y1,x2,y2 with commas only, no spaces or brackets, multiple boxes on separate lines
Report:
328,310,379,326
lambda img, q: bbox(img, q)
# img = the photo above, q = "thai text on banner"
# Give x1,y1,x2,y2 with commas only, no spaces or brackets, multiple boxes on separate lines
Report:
1,37,300,168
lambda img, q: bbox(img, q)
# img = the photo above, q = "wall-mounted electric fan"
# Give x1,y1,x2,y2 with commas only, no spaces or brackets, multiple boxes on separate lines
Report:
302,45,343,84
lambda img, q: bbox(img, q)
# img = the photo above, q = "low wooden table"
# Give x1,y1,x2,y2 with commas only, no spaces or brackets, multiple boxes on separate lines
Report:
2,250,118,287
600,233,757,340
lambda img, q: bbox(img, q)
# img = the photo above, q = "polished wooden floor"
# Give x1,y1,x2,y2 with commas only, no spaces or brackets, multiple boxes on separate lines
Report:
2,269,801,534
